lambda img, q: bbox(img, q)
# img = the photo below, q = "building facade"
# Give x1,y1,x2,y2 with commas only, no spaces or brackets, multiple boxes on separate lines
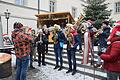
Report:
106,0,120,21
0,0,85,35
0,0,47,35
0,0,120,35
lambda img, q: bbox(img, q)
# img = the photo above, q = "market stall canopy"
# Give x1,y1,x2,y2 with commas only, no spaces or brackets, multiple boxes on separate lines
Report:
35,12,75,27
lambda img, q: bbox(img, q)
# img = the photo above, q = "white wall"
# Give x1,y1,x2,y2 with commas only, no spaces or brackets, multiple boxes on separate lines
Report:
1,16,37,36
27,0,38,9
40,0,49,12
36,0,85,18
0,2,37,19
0,1,38,35
2,0,120,36
56,0,85,18
0,0,86,35
0,0,86,20
106,0,120,21
1,0,120,21
1,0,15,4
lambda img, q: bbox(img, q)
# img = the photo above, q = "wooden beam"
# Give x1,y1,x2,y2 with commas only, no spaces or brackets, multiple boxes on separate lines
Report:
39,17,68,21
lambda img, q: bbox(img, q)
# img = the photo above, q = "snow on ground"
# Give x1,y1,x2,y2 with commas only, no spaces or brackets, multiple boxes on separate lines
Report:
0,44,100,80
32,62,99,80
0,54,100,80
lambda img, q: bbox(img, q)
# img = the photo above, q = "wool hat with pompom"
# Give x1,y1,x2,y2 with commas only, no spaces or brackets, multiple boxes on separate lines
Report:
86,19,93,26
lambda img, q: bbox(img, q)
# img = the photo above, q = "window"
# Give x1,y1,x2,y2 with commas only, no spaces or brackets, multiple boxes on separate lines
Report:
72,7,77,18
49,0,56,12
82,0,87,2
15,0,26,5
81,0,89,3
115,2,120,13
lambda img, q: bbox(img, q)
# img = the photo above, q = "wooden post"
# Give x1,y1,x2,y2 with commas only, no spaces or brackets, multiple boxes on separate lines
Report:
67,15,70,23
37,18,40,29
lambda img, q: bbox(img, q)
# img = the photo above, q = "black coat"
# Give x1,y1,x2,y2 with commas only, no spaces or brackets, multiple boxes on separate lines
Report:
35,34,47,53
97,27,110,48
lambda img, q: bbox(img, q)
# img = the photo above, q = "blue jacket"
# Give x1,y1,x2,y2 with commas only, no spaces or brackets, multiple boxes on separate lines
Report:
58,31,65,42
58,31,65,48
52,31,65,48
72,34,80,49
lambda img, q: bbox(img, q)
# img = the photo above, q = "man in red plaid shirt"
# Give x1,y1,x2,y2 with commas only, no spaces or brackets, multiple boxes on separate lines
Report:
12,22,32,80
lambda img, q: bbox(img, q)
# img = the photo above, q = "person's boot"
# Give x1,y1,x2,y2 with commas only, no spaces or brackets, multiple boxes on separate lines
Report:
79,50,82,53
34,59,38,61
38,62,41,67
30,65,35,69
72,70,77,75
53,65,59,69
58,66,63,71
66,69,72,73
42,63,46,66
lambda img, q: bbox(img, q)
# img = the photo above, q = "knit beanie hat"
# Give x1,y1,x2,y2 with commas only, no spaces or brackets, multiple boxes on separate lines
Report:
13,22,23,29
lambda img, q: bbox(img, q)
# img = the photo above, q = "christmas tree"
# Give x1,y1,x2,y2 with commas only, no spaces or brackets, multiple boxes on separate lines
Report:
82,0,112,29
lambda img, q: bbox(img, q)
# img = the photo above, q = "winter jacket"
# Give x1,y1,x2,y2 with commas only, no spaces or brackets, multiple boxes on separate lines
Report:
58,31,65,43
43,30,50,44
52,31,65,48
72,34,80,49
97,27,110,48
58,31,65,48
100,39,120,72
35,34,47,53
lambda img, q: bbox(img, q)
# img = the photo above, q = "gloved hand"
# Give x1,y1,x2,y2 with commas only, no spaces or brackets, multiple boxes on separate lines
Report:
71,45,74,48
116,31,120,36
97,51,103,56
107,41,111,45
101,48,106,53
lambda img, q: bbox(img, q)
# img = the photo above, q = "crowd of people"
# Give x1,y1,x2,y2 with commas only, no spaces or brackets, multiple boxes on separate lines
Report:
11,19,120,80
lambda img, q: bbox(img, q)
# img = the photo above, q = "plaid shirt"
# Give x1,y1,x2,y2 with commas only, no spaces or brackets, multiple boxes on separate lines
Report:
12,30,32,58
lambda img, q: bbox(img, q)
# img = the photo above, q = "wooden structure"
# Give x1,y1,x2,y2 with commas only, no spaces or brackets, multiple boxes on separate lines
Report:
35,12,75,42
35,12,75,28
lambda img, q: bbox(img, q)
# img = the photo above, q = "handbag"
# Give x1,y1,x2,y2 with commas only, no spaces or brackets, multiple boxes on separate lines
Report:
60,42,64,48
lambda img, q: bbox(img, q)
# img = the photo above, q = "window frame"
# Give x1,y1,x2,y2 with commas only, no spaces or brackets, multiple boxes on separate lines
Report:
115,2,120,13
49,0,56,12
72,7,77,18
15,0,27,6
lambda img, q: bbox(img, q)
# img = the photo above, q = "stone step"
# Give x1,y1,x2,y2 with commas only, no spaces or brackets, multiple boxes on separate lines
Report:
35,45,106,79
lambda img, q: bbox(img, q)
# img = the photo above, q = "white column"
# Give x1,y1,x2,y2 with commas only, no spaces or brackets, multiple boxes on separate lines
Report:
0,16,4,48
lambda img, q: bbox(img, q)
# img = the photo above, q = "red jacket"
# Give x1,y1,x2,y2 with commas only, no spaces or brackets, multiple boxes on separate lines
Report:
100,40,120,72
